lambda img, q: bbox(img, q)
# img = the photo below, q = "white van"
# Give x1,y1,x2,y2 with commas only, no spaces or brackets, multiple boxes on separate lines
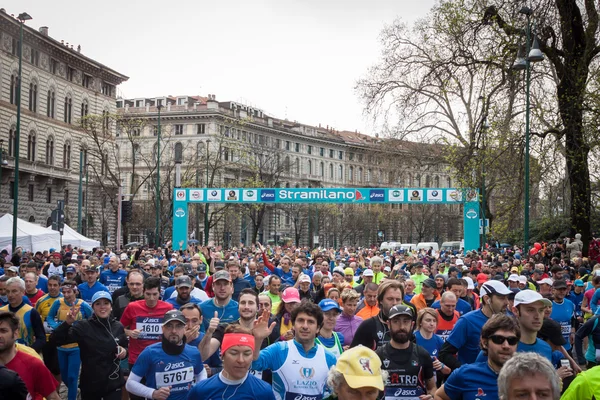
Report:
417,242,439,253
400,243,417,252
441,241,462,252
380,241,403,252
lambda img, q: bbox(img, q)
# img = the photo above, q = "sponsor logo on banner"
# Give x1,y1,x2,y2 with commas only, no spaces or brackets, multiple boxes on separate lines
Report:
207,190,221,201
465,189,478,202
242,189,257,202
175,190,186,201
446,189,462,202
388,190,404,202
261,189,276,201
409,190,423,201
189,190,203,202
466,208,478,219
355,190,365,201
369,189,385,202
175,208,185,218
427,190,442,201
225,190,239,201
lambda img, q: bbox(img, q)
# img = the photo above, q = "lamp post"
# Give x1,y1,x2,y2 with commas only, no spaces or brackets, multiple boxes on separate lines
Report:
204,139,211,246
0,139,7,202
155,103,163,247
77,151,83,233
481,118,489,250
512,6,544,253
12,12,32,252
85,162,89,236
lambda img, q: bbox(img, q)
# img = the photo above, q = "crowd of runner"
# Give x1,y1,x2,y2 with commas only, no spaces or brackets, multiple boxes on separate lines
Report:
1,235,600,399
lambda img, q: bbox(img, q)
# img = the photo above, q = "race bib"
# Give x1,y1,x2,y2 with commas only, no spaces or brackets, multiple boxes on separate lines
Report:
155,365,194,388
559,322,571,337
136,317,163,340
384,386,423,400
284,394,321,400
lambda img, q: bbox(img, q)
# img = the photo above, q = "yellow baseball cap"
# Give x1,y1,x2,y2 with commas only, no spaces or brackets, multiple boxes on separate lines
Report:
344,267,354,276
335,345,384,391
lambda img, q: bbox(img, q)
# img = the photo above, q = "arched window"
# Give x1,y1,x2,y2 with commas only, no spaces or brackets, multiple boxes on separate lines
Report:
46,89,55,118
63,142,72,169
425,175,431,188
319,162,324,177
349,166,354,181
9,74,17,104
329,163,333,179
45,136,54,165
284,156,290,174
434,176,440,187
102,110,110,134
8,125,17,157
64,95,72,123
80,100,89,126
338,165,343,180
358,167,363,182
174,142,183,163
29,81,38,112
27,131,36,162
307,160,312,175
295,158,300,174
196,142,204,160
28,216,35,223
366,169,371,182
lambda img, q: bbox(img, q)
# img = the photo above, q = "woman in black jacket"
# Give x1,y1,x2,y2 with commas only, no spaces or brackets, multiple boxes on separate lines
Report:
51,291,128,400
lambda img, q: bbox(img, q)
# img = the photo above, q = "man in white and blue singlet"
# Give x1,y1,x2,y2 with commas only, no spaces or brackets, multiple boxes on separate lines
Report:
126,310,206,400
252,301,337,400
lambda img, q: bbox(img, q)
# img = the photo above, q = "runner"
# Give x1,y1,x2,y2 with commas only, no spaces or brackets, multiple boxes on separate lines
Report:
497,353,561,400
165,276,204,309
326,345,386,400
252,301,338,400
34,275,63,380
0,277,46,352
126,310,206,400
335,289,362,345
0,311,60,400
99,256,127,295
355,282,380,320
112,270,145,320
435,314,520,400
47,280,93,400
23,272,45,307
187,325,276,400
77,264,109,304
316,299,345,357
51,291,128,400
415,308,451,380
376,305,436,400
435,292,460,342
550,279,575,353
199,270,240,332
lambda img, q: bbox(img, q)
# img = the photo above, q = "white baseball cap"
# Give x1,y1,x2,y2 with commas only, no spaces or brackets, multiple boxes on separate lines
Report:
463,276,475,290
518,276,528,284
363,269,374,277
537,278,554,286
480,280,512,297
507,274,520,282
514,290,552,307
456,259,465,266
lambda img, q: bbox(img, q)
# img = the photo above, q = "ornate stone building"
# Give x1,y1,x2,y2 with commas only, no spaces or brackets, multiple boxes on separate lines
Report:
0,10,128,246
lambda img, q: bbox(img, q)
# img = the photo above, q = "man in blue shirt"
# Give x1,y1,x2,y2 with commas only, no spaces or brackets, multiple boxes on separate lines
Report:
126,310,206,400
551,279,575,352
439,280,511,369
431,277,472,316
436,314,520,400
165,276,203,310
227,261,251,302
199,271,239,332
252,301,337,400
77,265,109,305
99,256,127,294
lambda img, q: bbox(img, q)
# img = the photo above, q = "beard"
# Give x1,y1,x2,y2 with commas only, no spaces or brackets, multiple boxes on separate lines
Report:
391,329,411,344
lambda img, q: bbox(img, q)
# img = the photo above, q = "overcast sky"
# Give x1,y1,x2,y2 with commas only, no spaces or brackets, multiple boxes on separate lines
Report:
12,0,435,135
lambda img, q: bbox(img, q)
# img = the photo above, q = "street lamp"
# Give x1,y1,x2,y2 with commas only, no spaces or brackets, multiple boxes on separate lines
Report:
512,6,544,253
204,139,211,246
155,103,163,247
12,12,32,252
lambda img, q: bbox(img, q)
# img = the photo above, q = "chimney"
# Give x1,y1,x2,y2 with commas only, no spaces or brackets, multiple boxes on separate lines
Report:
39,26,49,36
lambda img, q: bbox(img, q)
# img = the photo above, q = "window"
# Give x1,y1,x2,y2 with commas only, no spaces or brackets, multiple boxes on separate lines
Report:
11,37,19,56
47,89,55,118
320,147,325,157
358,167,363,182
175,124,184,135
196,123,206,134
102,110,110,134
349,166,354,181
135,100,144,107
63,142,71,169
132,127,141,137
50,59,59,75
82,74,92,88
64,96,72,123
329,149,334,158
9,182,14,199
46,187,52,203
101,152,108,176
28,184,34,201
285,141,290,151
27,132,36,162
67,66,75,82
177,98,186,106
64,189,69,204
9,74,17,105
349,152,354,161
28,82,38,112
307,160,312,175
295,143,300,152
174,142,183,162
307,145,312,155
45,137,54,165
102,82,114,97
320,162,324,177
284,156,290,173
80,101,89,126
275,139,281,149
329,164,334,179
8,126,16,157
358,154,363,162
338,165,343,179
29,48,40,66
338,151,343,160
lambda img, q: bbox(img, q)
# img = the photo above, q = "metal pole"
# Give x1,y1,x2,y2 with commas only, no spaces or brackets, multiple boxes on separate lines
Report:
195,171,199,240
523,15,532,254
156,104,162,246
85,163,89,236
204,140,211,246
12,16,29,252
481,141,486,250
77,151,83,233
116,186,122,250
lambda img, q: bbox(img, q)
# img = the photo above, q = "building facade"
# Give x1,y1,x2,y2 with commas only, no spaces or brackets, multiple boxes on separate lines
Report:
117,95,462,247
0,10,128,247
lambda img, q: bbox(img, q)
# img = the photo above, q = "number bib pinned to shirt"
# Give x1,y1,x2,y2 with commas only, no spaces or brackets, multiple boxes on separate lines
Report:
155,361,194,391
136,316,163,340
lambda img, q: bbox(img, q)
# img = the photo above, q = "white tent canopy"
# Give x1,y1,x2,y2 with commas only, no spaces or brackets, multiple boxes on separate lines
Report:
62,224,100,250
0,214,61,253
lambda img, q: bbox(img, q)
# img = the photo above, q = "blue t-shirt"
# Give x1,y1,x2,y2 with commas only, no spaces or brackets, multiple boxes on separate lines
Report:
165,296,203,310
567,291,585,317
446,309,489,365
272,268,294,286
36,275,48,293
431,298,472,316
131,342,203,400
475,339,553,363
187,372,276,400
551,299,575,351
415,331,444,358
444,362,499,400
99,269,128,294
77,281,109,304
199,299,240,333
317,331,345,348
163,285,176,300
404,294,415,302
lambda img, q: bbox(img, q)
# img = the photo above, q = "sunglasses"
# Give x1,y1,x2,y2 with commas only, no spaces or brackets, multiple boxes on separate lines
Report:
488,334,519,346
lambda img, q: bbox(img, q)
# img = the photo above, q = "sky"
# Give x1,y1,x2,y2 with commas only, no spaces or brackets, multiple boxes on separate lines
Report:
11,0,435,135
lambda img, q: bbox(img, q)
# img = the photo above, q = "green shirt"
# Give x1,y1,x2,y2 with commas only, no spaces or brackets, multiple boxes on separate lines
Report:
411,273,427,294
